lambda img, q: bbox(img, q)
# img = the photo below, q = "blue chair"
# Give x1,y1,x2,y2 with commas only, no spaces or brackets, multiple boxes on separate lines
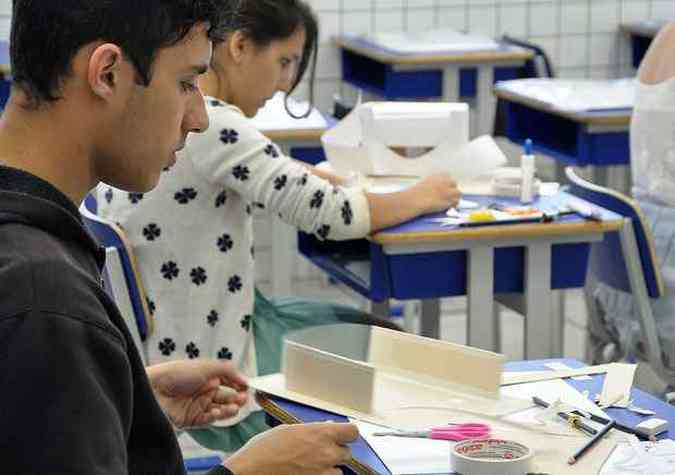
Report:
565,168,674,384
82,194,223,471
80,194,153,363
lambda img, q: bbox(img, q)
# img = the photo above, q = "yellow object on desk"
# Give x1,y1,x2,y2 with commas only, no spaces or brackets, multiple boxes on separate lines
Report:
468,209,496,222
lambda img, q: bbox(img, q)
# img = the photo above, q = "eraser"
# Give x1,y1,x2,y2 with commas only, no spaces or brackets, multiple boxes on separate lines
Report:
635,418,669,437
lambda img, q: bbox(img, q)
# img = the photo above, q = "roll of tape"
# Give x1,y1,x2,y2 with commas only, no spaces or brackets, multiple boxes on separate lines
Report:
452,439,534,475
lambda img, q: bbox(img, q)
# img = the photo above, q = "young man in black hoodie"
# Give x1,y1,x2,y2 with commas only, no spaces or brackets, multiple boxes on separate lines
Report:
0,1,357,474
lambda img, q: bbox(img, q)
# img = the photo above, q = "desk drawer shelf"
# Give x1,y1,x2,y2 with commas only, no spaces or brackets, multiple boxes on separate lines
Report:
503,101,630,166
299,232,592,302
341,49,519,100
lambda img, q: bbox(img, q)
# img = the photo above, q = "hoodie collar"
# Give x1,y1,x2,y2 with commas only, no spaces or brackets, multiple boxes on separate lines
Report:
0,166,103,264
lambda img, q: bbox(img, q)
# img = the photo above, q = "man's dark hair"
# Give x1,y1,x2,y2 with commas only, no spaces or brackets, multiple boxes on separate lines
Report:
11,0,234,107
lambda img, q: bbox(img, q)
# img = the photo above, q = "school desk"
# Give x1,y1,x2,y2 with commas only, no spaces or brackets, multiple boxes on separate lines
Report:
258,119,334,297
494,81,632,190
335,34,534,135
621,20,667,68
257,357,675,475
299,191,622,360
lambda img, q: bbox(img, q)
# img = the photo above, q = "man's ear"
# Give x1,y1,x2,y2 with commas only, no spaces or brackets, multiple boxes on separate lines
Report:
87,43,126,100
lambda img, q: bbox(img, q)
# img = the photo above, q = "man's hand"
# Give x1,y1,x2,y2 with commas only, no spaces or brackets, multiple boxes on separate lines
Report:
146,359,248,429
223,422,359,475
412,174,461,213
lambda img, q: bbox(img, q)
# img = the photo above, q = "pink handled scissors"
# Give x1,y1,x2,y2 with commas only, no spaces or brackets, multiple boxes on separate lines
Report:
373,423,491,441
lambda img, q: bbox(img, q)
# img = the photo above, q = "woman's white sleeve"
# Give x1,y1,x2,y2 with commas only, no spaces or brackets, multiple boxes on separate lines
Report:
188,104,371,240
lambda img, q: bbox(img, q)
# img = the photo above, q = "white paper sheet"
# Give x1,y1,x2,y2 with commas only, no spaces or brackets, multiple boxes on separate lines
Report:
546,361,592,381
250,91,327,131
501,378,609,420
363,29,500,54
599,363,637,408
354,419,453,475
353,380,614,475
496,78,636,112
599,439,675,474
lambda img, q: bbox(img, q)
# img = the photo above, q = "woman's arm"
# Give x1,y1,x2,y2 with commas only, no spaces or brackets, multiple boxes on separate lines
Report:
295,160,345,187
366,175,459,232
189,103,459,240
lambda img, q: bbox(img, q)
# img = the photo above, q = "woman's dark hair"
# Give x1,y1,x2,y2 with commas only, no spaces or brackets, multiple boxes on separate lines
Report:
11,0,235,108
231,0,318,118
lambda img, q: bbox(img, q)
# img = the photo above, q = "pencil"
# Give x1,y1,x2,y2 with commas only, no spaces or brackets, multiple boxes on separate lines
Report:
568,419,615,465
531,397,597,437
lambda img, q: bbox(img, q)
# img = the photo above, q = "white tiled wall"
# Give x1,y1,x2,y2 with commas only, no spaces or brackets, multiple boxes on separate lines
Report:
303,0,675,112
0,0,9,42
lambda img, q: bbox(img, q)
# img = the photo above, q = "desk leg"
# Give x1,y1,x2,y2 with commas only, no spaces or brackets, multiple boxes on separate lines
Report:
442,66,461,103
420,299,441,339
271,216,295,297
554,162,567,184
467,247,496,351
371,300,391,319
524,243,553,359
476,65,496,136
550,290,565,357
592,166,609,188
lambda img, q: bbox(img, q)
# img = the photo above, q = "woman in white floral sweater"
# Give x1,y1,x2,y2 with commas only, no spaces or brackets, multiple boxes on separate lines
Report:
98,0,460,453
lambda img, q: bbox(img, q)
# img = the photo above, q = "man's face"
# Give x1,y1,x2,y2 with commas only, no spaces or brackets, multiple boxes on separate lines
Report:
97,23,212,192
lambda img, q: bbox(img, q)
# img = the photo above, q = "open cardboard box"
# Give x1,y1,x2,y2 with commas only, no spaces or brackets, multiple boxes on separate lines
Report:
321,102,506,179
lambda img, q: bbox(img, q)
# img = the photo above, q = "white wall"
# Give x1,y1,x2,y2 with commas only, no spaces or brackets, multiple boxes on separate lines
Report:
303,0,675,113
0,0,9,42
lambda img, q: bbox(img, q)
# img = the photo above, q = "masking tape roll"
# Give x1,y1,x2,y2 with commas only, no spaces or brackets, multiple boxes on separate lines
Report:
451,439,534,475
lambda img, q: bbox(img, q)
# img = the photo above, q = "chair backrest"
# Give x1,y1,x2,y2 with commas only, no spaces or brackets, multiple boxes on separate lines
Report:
565,167,663,299
501,35,556,79
566,167,667,372
493,35,555,136
80,194,152,363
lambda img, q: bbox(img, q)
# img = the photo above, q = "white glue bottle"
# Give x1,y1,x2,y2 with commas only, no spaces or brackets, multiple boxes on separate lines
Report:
520,138,535,204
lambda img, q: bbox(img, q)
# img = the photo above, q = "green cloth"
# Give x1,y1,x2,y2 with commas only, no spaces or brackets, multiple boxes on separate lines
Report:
187,289,373,452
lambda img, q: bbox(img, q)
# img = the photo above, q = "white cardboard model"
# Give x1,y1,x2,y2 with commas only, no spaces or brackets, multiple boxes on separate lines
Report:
251,325,626,474
251,324,533,425
321,102,507,179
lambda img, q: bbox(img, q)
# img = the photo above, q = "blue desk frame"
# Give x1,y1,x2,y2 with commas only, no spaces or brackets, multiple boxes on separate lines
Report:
341,46,521,100
264,358,675,475
300,192,621,357
501,100,630,169
336,35,533,136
